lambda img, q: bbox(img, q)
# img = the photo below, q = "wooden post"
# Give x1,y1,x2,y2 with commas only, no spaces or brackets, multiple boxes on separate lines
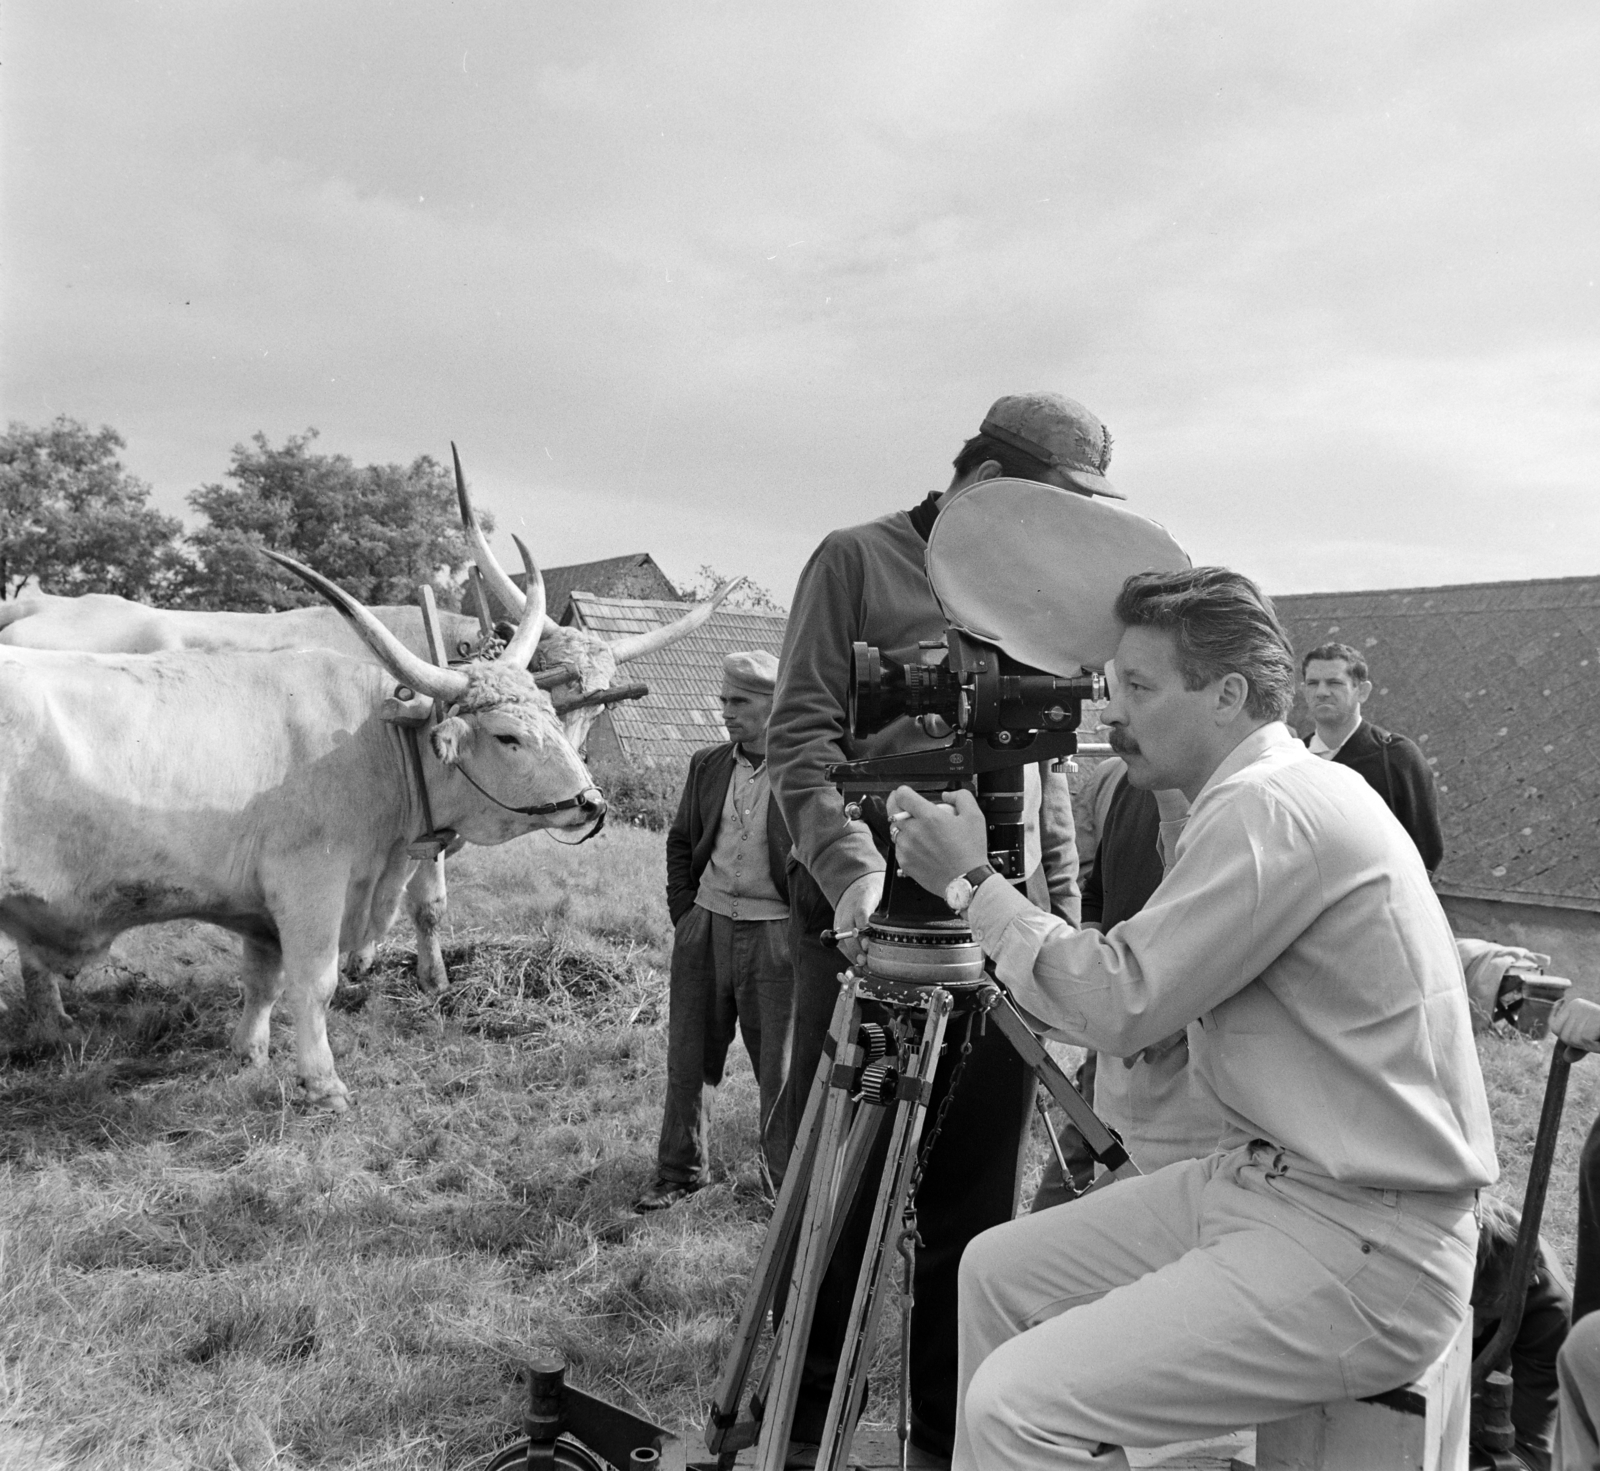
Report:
466,568,495,636
416,585,450,722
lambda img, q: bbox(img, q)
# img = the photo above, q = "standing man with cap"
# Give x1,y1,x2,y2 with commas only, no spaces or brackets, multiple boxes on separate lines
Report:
637,650,794,1212
1300,641,1444,871
766,392,1116,1462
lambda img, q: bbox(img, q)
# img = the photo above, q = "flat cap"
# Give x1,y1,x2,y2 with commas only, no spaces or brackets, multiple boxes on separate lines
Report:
980,392,1122,499
722,649,779,696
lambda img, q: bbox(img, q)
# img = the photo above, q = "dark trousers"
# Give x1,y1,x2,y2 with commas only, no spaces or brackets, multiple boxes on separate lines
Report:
771,860,1034,1454
1473,1263,1569,1471
656,906,792,1186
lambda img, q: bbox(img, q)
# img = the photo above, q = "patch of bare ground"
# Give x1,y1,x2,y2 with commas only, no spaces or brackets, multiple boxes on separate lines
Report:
1,824,1594,1468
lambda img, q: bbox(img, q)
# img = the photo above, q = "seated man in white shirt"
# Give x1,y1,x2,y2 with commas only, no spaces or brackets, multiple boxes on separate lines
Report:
889,565,1498,1471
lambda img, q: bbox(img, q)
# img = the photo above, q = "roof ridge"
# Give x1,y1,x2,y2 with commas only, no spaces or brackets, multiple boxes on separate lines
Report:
1275,572,1600,599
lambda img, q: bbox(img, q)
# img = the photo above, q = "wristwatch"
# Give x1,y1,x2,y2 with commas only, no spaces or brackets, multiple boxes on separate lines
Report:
944,863,998,915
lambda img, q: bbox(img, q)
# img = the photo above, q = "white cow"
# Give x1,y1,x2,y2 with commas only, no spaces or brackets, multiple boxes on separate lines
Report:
0,451,732,993
0,555,601,1109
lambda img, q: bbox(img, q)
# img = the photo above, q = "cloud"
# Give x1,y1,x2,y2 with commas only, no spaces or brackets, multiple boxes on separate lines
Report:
3,0,1597,606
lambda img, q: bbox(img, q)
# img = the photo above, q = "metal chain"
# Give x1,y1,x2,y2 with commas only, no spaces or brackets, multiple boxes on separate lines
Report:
906,1005,977,1205
892,1003,977,1466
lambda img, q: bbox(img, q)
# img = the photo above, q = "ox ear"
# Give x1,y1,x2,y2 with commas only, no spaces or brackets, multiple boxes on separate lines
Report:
431,715,475,766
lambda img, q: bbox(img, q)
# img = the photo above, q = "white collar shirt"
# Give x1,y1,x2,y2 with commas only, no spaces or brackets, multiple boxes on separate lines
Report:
966,722,1496,1192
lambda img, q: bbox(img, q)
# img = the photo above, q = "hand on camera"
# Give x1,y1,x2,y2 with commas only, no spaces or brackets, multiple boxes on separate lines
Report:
886,786,988,893
1551,997,1600,1053
832,872,884,965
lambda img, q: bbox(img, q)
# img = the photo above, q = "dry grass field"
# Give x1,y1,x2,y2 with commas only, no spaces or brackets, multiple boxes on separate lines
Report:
2,824,1596,1471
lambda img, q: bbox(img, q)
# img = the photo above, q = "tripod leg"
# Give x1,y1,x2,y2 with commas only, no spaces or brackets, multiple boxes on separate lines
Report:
984,987,1140,1183
1033,1090,1076,1198
707,980,862,1458
756,980,873,1471
817,988,954,1471
746,1094,895,1433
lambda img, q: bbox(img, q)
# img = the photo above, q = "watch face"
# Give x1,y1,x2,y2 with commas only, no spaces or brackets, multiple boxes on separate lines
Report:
944,877,972,913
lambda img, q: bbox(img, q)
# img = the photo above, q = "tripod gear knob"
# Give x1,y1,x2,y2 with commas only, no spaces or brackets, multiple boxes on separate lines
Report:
857,1023,892,1062
858,1058,900,1106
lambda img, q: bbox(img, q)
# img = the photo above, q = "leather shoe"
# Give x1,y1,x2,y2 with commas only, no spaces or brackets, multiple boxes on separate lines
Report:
634,1179,700,1212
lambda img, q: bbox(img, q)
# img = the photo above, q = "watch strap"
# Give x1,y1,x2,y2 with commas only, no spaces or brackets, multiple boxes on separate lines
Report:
963,863,998,890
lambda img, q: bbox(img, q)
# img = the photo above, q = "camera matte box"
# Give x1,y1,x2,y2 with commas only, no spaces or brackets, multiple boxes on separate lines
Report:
925,478,1191,675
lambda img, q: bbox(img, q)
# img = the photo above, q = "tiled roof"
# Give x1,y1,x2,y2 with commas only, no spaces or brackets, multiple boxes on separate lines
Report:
1272,575,1600,911
510,554,681,623
569,592,789,766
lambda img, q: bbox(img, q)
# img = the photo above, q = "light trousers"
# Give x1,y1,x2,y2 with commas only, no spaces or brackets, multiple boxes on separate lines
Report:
956,1141,1477,1471
1555,1310,1600,1469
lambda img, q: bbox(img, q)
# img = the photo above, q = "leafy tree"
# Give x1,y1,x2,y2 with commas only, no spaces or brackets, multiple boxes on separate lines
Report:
0,417,184,601
680,563,786,612
178,429,490,611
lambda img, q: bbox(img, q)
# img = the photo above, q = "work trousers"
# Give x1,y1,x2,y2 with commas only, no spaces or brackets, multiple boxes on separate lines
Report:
773,859,1034,1453
956,1141,1477,1471
1574,1112,1600,1325
655,905,792,1187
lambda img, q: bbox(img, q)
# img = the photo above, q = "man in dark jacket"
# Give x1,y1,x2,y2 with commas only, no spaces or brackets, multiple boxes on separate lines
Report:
636,650,793,1211
1300,641,1444,871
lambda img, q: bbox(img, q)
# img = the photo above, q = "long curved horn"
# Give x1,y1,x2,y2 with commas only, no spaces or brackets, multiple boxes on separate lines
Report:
607,578,746,665
262,550,471,703
498,534,549,670
452,442,562,636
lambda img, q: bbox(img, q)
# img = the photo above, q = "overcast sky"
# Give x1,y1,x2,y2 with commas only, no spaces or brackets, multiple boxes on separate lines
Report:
4,2,1596,606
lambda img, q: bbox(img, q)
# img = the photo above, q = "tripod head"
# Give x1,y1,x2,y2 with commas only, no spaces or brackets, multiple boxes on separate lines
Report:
826,628,1103,986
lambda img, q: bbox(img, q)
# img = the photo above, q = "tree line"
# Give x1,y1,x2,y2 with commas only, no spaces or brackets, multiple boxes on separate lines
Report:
0,415,785,614
0,417,489,611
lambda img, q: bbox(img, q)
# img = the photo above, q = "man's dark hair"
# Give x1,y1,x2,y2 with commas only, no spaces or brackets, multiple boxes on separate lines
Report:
1114,567,1297,723
1299,641,1368,683
951,432,1057,484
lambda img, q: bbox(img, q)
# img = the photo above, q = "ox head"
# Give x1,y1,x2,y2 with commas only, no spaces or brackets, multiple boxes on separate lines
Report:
451,444,742,747
263,550,606,842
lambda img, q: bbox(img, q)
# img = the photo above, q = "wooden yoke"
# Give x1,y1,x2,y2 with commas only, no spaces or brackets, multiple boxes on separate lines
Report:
376,584,459,860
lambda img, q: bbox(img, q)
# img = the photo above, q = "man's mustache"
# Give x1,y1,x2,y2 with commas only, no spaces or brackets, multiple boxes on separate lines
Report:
1108,729,1140,755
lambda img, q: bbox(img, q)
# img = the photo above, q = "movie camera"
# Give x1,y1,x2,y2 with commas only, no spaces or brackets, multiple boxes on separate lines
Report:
830,629,1103,952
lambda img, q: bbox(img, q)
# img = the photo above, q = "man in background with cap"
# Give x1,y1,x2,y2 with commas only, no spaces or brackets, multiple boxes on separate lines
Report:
766,392,1116,1462
636,650,793,1212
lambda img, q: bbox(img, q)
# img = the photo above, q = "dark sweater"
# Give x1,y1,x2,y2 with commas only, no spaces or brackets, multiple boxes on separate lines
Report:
1080,774,1166,929
1305,719,1444,872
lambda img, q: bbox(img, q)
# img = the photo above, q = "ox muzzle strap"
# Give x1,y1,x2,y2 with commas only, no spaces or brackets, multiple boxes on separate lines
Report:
450,757,607,845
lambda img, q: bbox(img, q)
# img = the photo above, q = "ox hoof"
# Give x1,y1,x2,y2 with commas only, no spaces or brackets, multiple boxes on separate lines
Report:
300,1082,351,1114
23,1011,85,1051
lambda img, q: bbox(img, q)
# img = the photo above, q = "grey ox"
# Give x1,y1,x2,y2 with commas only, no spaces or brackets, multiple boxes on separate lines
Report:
0,552,603,1110
0,448,733,997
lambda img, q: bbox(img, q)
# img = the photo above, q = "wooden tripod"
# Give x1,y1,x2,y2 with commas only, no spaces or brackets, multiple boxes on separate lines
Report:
703,970,1139,1471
